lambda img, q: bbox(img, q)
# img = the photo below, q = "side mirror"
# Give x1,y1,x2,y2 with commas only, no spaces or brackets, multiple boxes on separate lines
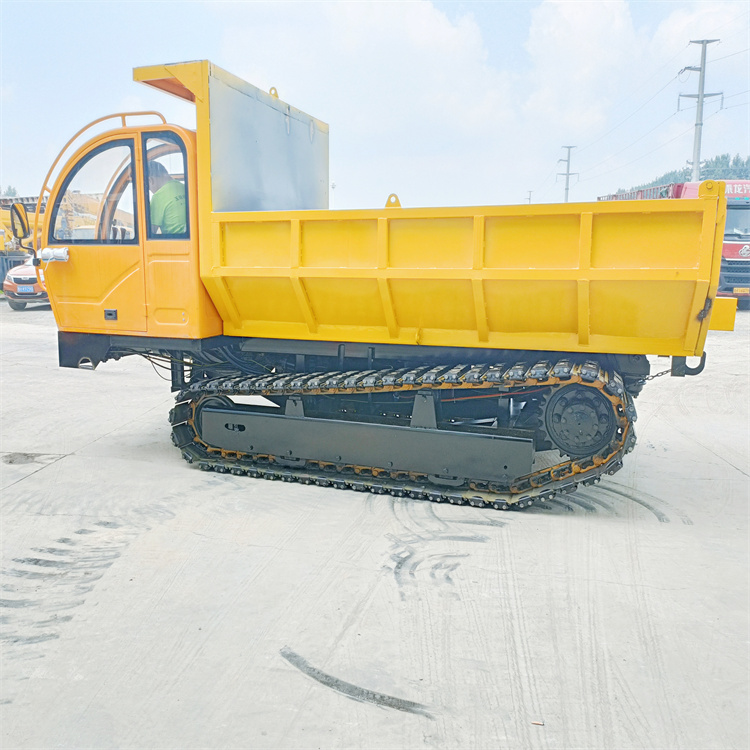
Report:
10,203,31,241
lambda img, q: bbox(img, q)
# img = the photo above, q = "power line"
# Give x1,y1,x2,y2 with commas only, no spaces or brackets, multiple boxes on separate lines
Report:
710,47,750,63
579,104,738,185
534,175,560,202
702,8,750,38
530,165,557,196
579,111,681,175
605,42,691,106
578,124,695,184
531,12,748,200
577,75,679,155
710,25,750,47
577,88,728,180
575,24,746,161
545,14,748,195
569,47,695,159
577,86,731,178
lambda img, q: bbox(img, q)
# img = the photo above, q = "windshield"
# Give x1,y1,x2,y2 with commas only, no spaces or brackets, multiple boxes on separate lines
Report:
725,205,750,239
50,140,137,244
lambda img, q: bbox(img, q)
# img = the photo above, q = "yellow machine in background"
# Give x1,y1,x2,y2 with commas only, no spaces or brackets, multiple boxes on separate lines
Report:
1,200,42,253
12,61,734,510
1,207,12,252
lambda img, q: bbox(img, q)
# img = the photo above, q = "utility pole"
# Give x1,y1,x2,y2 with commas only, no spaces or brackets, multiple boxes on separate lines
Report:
527,191,533,204
557,146,577,202
679,39,722,182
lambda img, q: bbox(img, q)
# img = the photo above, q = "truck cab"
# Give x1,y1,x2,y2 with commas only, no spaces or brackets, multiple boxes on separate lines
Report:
38,122,223,339
720,182,750,306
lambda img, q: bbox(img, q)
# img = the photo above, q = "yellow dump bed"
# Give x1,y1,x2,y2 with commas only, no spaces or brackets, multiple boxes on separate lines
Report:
202,181,726,358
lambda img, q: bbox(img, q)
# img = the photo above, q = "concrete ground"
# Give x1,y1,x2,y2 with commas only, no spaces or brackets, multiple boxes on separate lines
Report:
1,299,748,750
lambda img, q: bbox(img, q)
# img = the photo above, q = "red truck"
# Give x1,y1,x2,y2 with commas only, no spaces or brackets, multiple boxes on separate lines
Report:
599,181,750,308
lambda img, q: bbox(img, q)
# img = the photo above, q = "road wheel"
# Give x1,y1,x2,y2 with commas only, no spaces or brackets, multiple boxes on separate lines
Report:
7,300,27,311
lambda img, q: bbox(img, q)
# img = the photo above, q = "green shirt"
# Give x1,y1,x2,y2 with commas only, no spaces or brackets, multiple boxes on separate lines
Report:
150,180,187,235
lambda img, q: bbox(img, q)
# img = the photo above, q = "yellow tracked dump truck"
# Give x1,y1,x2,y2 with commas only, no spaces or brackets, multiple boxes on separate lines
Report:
10,61,736,510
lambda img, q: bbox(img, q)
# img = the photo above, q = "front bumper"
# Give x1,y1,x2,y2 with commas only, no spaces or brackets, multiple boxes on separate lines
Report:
718,258,750,297
2,283,49,303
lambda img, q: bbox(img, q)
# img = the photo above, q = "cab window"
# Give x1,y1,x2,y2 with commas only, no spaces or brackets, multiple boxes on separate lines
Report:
143,133,189,240
725,206,750,239
50,140,137,244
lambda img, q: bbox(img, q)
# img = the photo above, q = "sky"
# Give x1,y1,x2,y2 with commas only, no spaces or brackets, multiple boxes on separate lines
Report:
1,0,748,208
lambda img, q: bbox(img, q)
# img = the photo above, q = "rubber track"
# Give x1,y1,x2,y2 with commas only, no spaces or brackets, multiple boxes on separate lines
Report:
169,358,637,511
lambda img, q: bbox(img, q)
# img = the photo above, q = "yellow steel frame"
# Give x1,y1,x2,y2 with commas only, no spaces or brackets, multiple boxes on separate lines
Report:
32,111,168,251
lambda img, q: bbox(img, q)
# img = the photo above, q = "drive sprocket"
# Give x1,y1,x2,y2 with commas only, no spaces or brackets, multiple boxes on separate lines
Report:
543,384,617,458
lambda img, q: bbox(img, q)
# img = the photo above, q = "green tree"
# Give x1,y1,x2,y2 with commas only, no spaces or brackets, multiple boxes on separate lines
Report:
2,185,18,197
619,154,750,192
701,154,750,180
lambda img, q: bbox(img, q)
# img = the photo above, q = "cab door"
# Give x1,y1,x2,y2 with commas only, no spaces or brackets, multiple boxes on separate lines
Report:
44,137,147,333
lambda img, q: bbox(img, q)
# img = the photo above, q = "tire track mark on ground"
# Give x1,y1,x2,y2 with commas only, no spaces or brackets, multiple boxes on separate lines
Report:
0,512,171,704
497,533,544,749
267,498,437,749
598,484,691,525
384,499,496,598
531,483,684,525
624,512,685,747
566,518,596,747
607,657,658,745
583,517,617,746
454,555,511,742
280,646,434,718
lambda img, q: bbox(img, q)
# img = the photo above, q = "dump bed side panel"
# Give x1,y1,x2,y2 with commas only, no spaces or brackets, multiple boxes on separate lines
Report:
202,182,725,358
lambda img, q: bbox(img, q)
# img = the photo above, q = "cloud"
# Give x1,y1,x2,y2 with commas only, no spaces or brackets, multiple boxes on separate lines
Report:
651,1,744,58
214,0,746,206
6,1,744,202
523,0,640,135
222,2,511,138
522,0,748,196
217,1,521,206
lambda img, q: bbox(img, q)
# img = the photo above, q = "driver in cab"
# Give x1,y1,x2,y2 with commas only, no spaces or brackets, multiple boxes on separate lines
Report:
148,161,187,235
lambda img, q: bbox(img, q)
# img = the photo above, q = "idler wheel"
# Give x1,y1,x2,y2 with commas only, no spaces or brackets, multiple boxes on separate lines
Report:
544,385,616,458
196,395,234,432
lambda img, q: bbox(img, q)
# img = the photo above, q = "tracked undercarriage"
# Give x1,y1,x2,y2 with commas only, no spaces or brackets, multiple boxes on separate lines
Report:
169,356,639,511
